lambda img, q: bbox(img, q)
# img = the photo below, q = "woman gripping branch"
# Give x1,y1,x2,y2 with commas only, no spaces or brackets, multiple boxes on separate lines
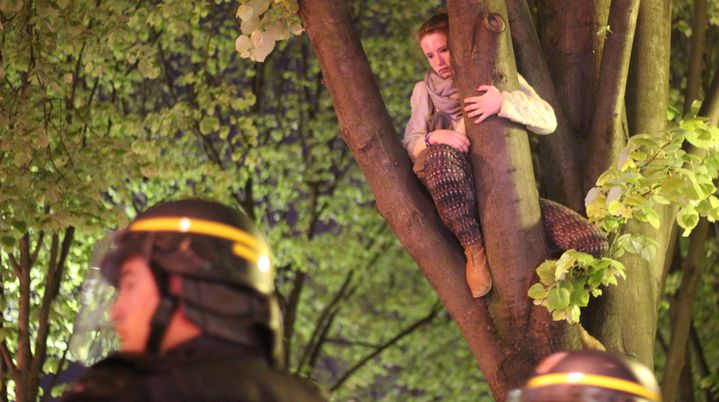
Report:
404,13,606,298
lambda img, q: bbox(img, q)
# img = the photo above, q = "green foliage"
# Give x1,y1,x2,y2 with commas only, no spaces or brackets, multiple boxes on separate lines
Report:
528,251,625,323
530,118,719,324
586,118,719,237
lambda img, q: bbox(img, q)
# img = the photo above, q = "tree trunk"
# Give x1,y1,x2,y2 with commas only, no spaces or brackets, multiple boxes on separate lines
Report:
683,0,708,114
505,0,584,211
584,0,671,367
677,352,696,402
661,220,709,402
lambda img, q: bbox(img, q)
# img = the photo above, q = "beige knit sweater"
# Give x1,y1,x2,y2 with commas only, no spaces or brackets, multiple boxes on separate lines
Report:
403,74,557,162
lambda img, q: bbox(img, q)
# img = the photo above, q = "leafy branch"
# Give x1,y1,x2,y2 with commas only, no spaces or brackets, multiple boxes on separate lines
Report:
530,117,719,324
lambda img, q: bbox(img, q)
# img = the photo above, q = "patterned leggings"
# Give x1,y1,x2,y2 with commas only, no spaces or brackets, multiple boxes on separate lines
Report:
424,144,483,249
420,131,608,258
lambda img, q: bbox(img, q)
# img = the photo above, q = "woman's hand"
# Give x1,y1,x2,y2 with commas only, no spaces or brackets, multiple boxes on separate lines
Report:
463,85,503,124
428,129,470,153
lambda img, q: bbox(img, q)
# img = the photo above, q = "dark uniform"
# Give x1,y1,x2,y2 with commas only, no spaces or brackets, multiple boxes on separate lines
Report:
62,337,326,402
62,199,328,402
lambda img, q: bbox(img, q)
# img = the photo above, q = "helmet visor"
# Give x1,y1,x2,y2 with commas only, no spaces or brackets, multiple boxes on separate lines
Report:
68,233,120,364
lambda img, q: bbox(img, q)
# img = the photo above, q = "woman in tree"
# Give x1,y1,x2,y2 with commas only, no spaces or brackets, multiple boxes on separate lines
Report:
404,13,604,298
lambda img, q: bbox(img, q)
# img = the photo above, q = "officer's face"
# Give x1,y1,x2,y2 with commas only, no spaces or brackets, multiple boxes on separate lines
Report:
109,256,160,353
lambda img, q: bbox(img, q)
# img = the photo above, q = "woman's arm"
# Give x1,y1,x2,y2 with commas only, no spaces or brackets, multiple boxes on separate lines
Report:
463,74,557,135
403,82,432,162
404,82,471,161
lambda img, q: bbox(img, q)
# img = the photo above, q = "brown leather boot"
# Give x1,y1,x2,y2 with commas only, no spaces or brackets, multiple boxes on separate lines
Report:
464,243,492,298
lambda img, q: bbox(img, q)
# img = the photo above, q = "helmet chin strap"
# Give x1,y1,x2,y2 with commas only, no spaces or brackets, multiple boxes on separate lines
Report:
145,264,178,354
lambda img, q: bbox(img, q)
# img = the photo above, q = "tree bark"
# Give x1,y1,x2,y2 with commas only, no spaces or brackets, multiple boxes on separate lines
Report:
582,0,639,192
539,1,599,139
661,219,709,402
505,0,584,211
683,0,708,115
703,64,719,125
677,352,696,402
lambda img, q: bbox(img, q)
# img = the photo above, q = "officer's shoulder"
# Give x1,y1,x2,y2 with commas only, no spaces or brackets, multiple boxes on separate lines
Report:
173,356,329,401
60,354,155,401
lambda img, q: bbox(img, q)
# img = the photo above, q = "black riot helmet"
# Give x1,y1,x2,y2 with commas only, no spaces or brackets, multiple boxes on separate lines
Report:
100,199,283,366
507,350,661,402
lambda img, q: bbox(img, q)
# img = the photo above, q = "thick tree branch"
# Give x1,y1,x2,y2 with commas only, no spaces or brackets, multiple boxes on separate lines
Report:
448,1,572,397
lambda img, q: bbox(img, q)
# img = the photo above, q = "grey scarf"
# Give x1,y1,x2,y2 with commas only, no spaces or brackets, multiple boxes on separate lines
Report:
424,70,462,119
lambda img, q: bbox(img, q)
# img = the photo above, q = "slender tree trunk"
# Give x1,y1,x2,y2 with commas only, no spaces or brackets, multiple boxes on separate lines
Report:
690,324,718,402
283,271,305,367
661,220,709,402
684,0,708,114
704,65,719,125
15,235,34,402
582,0,639,192
539,1,598,139
677,346,696,402
505,0,584,211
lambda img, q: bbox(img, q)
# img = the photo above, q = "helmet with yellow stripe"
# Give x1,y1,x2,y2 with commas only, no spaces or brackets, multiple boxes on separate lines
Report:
100,199,282,365
507,350,661,402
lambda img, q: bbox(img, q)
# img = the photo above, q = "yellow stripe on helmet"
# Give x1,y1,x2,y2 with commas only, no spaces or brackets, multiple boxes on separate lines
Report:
527,373,661,401
128,217,267,264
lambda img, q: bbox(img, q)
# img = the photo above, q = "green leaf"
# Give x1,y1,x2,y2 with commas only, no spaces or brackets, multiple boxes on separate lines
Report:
643,207,661,229
685,127,714,149
536,260,557,286
138,58,160,79
11,220,27,233
677,206,699,236
199,116,220,135
568,305,581,323
547,287,571,310
528,283,548,299
659,176,685,196
551,310,567,321
1,236,16,248
570,287,590,307
554,253,576,281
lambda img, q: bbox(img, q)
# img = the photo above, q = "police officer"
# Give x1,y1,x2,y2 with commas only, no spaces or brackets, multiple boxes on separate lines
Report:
507,350,662,402
62,199,328,401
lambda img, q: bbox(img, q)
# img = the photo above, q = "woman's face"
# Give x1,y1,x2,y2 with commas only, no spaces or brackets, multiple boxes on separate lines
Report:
420,31,452,79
